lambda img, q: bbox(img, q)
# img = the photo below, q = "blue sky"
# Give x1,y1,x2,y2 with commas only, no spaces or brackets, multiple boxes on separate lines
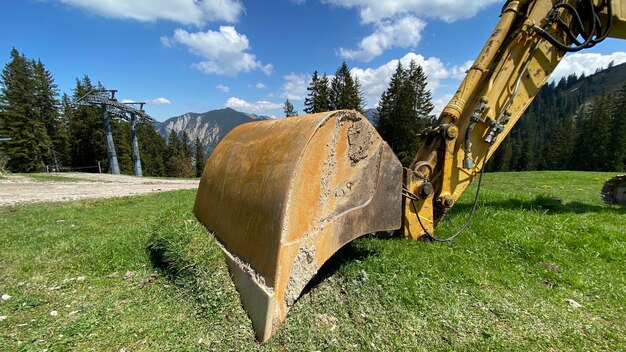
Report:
2,0,625,121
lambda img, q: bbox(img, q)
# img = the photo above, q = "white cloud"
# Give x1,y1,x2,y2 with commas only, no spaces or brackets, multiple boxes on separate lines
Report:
431,93,453,118
550,52,626,83
162,26,272,76
281,73,310,101
321,0,501,23
150,97,171,105
59,0,243,26
255,82,267,89
260,64,274,76
351,52,452,107
225,97,282,112
339,15,425,62
121,99,135,104
216,84,230,93
450,60,473,80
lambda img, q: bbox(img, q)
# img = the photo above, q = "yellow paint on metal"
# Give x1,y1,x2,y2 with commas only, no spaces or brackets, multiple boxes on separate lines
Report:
194,110,402,341
407,0,626,239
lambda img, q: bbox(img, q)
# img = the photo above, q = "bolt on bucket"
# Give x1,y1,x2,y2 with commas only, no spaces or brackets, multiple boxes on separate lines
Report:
194,110,402,341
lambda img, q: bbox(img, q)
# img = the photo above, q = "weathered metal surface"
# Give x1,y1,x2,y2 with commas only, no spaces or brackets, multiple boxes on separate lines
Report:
101,105,120,175
130,113,143,177
194,110,402,341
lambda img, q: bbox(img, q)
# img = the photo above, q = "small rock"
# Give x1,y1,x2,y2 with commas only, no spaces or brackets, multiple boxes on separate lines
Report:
565,299,582,308
119,348,126,352
148,272,158,283
138,272,158,288
198,338,204,344
17,323,28,327
76,276,85,282
107,272,119,278
123,271,135,280
315,313,338,327
1,294,10,301
50,310,58,317
0,316,7,321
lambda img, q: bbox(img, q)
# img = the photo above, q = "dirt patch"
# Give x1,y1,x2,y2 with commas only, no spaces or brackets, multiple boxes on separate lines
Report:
0,172,198,206
284,246,317,308
347,117,373,165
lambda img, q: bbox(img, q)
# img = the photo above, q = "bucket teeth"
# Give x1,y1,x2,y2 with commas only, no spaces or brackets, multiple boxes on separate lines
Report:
194,110,403,341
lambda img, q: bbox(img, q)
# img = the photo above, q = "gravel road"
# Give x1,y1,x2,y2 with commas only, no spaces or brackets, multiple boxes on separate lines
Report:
0,173,199,206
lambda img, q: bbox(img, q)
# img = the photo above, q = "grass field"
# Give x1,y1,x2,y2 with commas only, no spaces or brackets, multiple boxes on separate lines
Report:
0,171,624,351
16,174,95,183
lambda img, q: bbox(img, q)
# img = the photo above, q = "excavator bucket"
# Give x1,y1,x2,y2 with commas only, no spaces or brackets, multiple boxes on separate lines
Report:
194,110,403,341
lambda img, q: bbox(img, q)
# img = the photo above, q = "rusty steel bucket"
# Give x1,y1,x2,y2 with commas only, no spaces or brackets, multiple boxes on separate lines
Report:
194,110,402,341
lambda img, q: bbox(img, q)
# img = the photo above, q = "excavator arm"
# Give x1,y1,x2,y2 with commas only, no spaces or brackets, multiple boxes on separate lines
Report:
194,0,626,342
404,0,626,240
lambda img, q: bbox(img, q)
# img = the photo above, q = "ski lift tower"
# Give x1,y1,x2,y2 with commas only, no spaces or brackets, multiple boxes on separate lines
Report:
75,89,155,176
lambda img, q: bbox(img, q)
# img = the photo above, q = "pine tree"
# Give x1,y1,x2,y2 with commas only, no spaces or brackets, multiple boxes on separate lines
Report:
54,93,72,168
377,62,406,156
165,130,193,178
303,71,331,114
375,60,434,166
194,137,206,177
0,48,51,172
67,76,108,172
544,116,575,170
283,99,298,117
181,132,192,159
589,93,612,171
607,84,626,171
32,59,67,169
407,60,434,123
111,119,133,174
136,119,167,176
571,94,613,171
488,138,512,171
330,62,364,112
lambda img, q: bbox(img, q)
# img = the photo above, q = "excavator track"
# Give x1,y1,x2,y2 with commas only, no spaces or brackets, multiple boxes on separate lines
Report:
601,175,626,206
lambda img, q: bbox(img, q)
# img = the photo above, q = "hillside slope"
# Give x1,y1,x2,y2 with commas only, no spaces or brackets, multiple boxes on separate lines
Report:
488,62,626,172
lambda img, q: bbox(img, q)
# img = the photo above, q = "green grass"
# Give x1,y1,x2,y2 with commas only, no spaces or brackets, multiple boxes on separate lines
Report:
9,173,96,183
25,174,93,183
0,171,624,351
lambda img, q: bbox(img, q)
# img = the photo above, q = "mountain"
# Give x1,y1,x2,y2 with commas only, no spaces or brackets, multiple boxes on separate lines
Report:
363,108,377,126
157,107,379,157
156,108,268,156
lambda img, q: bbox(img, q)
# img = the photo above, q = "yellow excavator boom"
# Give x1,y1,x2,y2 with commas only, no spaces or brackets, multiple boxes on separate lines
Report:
194,0,626,342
